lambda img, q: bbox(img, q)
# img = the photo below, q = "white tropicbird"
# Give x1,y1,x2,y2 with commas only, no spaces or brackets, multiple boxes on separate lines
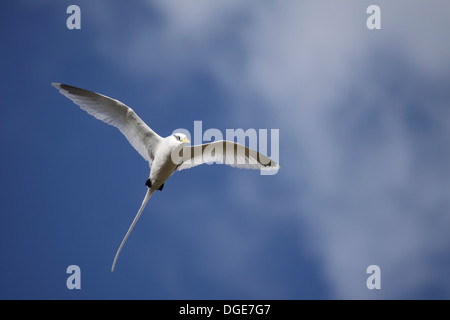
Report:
52,83,279,271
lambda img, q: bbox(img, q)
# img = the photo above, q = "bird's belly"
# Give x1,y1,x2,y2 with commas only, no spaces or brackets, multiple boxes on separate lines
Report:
149,154,177,189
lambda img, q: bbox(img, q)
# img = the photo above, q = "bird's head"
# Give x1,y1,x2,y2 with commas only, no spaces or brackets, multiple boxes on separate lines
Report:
172,133,190,144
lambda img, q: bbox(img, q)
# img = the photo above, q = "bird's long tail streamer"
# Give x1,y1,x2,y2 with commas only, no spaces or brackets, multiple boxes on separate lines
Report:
111,188,154,272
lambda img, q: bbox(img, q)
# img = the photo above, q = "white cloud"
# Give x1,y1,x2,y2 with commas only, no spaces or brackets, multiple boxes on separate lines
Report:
92,0,450,298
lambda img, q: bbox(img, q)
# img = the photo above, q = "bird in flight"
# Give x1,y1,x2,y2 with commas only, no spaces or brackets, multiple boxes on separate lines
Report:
52,83,279,271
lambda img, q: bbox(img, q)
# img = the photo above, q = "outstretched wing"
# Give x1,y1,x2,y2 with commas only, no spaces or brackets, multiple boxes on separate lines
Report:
52,83,162,163
176,140,279,172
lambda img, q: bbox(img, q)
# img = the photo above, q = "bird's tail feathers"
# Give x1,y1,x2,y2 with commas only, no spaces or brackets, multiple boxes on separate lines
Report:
111,188,154,272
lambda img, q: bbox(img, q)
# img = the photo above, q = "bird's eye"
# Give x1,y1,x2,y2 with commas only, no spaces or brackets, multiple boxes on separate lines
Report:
174,135,180,141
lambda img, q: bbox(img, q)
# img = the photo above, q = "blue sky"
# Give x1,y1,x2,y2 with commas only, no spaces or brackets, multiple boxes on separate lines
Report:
1,0,450,299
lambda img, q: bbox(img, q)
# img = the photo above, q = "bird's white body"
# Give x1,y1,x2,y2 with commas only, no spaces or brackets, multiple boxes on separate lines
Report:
52,82,279,271
149,136,180,190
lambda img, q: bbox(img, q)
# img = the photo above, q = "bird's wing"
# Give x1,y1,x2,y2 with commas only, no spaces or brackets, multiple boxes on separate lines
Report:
52,83,162,163
176,140,279,171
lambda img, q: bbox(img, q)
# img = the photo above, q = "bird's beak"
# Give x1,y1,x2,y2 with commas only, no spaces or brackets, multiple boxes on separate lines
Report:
181,138,190,143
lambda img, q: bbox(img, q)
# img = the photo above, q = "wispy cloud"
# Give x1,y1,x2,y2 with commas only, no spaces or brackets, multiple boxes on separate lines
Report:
89,0,450,298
